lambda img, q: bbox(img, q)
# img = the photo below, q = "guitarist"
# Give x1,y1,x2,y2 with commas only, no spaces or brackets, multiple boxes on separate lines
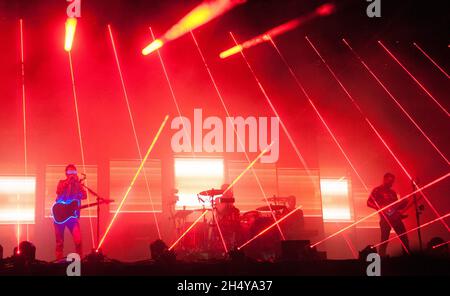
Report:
54,164,87,260
368,173,410,256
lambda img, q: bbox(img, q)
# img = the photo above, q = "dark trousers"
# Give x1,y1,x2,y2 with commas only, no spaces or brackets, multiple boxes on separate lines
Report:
54,219,82,260
379,217,410,256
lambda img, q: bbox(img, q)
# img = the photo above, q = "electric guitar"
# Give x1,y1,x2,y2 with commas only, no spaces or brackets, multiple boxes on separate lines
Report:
52,198,113,224
381,196,422,221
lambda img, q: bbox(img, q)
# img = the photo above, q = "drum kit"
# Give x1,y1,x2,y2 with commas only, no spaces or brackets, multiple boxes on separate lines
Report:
172,188,298,255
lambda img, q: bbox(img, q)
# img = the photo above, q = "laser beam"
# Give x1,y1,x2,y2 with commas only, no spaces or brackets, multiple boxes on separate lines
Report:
219,3,335,59
108,25,161,239
18,19,28,248
306,36,449,236
343,38,449,231
169,210,207,251
230,32,315,185
341,232,358,259
67,51,95,248
270,37,368,191
432,240,450,249
372,212,450,248
150,27,193,155
190,30,285,240
212,209,228,253
97,115,169,250
64,17,77,52
19,19,27,175
343,38,449,165
310,172,449,248
378,41,449,117
222,142,273,195
370,119,450,232
142,0,245,56
269,37,385,252
413,42,450,80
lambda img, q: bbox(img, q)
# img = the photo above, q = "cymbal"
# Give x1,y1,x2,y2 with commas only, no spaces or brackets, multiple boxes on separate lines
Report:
256,205,287,211
198,189,224,196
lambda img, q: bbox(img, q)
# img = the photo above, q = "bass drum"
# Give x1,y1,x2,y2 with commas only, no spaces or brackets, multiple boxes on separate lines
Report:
245,216,282,260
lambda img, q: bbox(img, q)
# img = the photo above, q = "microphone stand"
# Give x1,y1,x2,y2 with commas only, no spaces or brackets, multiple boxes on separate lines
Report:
80,182,107,251
412,179,424,251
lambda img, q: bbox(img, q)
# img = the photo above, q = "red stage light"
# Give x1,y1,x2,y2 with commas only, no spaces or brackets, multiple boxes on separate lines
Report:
142,39,163,56
64,17,77,52
413,42,450,80
316,3,336,16
142,0,245,56
97,115,169,250
219,3,336,59
343,38,449,165
309,172,449,248
378,41,449,117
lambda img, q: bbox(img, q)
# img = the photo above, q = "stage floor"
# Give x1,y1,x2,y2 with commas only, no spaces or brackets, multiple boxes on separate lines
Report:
1,255,449,276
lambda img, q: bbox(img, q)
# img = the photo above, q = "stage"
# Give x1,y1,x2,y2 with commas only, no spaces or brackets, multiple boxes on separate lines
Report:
1,254,449,276
0,0,448,279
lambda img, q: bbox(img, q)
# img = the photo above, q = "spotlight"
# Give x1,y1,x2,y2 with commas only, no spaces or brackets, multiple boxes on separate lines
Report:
150,239,168,260
64,17,77,52
359,245,376,260
228,247,246,262
150,240,176,263
86,249,105,263
142,0,246,55
13,241,36,262
426,237,449,257
142,39,164,56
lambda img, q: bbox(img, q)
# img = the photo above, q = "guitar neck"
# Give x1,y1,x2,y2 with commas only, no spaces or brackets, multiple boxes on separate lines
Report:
79,202,102,209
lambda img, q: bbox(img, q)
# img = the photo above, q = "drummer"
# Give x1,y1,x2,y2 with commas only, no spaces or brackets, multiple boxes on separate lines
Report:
282,195,297,214
216,184,239,220
281,195,304,239
212,184,241,249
